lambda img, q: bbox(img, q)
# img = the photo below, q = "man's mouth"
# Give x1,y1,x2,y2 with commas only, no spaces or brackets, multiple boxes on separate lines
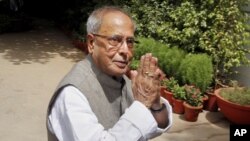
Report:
113,60,128,68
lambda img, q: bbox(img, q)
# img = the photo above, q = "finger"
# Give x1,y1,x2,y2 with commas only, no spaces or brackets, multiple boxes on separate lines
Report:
159,69,166,81
154,68,165,80
142,53,152,75
149,57,157,75
151,68,162,86
138,55,145,75
130,70,138,81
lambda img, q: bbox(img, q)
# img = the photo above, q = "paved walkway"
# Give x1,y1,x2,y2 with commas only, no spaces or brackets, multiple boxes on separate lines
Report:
0,19,230,141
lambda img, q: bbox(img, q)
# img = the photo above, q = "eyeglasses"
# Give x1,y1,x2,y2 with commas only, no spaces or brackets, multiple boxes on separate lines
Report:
92,33,136,49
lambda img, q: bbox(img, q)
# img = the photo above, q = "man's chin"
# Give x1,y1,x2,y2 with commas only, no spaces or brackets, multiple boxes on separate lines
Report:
113,67,128,76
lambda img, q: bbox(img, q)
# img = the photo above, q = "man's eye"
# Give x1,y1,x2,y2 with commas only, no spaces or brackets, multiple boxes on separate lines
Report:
127,38,135,44
110,36,123,42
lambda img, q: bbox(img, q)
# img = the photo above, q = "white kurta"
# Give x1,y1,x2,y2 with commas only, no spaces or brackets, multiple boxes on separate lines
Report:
48,86,173,141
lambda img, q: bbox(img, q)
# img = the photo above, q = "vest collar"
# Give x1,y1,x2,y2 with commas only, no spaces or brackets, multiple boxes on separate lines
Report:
86,55,124,89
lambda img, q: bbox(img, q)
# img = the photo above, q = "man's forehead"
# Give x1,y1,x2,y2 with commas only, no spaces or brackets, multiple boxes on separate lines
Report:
102,11,131,21
98,12,134,34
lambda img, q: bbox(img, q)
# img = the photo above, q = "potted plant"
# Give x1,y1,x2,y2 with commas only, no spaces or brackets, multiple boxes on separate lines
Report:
177,53,213,93
204,86,219,112
171,84,186,114
215,81,250,124
161,77,178,106
177,53,213,111
183,85,203,122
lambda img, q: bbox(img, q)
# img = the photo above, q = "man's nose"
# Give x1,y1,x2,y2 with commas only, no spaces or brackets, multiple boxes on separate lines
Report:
118,40,129,53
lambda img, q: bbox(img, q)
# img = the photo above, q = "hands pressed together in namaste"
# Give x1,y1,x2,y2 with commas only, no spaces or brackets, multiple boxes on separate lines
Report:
130,53,165,110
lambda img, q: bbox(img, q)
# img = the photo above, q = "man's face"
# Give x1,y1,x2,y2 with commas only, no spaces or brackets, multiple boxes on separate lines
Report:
88,11,135,76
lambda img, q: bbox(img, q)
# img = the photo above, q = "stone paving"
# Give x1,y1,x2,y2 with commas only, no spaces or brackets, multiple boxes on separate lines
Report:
0,19,230,141
151,111,229,141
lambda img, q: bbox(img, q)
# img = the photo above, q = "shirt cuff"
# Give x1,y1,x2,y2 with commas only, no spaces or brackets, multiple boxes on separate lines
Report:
120,101,158,139
159,97,173,131
145,98,173,139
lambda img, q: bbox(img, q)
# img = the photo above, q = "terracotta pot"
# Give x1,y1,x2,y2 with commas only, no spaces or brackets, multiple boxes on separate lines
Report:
161,89,173,106
172,97,184,114
202,94,209,110
215,88,250,124
183,102,203,122
203,91,218,112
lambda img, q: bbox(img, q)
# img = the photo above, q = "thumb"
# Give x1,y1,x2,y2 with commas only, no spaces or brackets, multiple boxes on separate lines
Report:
155,68,166,81
129,70,138,81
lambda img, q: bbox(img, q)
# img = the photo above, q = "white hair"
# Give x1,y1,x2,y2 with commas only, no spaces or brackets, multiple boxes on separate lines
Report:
86,6,136,34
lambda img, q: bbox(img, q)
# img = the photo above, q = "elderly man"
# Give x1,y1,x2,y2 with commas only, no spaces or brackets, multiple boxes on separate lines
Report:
47,6,172,141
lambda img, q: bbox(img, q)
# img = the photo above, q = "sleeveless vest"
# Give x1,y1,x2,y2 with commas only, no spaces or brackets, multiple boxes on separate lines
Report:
46,55,134,141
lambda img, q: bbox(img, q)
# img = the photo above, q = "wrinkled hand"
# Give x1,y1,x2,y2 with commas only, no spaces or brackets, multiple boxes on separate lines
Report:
131,53,164,108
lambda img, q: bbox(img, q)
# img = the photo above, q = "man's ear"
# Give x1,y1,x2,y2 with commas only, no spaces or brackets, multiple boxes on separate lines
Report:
87,34,95,54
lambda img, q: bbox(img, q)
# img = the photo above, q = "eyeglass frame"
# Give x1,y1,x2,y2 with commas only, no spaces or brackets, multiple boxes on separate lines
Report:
91,33,137,49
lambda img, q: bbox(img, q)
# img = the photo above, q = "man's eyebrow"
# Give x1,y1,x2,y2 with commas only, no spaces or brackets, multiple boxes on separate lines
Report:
112,34,134,37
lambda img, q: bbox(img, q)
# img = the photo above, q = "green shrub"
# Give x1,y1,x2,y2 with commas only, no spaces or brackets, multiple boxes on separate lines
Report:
131,37,187,78
152,42,170,71
133,37,169,60
133,37,155,60
129,59,139,70
177,54,213,93
119,0,250,85
131,37,170,70
160,47,186,77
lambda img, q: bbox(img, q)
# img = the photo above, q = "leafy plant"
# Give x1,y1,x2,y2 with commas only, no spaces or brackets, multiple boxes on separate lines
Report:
132,37,169,60
172,84,186,100
160,47,186,78
177,53,213,93
132,37,186,78
161,77,178,92
220,81,250,106
129,59,139,70
184,85,203,107
131,37,188,83
130,37,169,70
119,0,250,86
